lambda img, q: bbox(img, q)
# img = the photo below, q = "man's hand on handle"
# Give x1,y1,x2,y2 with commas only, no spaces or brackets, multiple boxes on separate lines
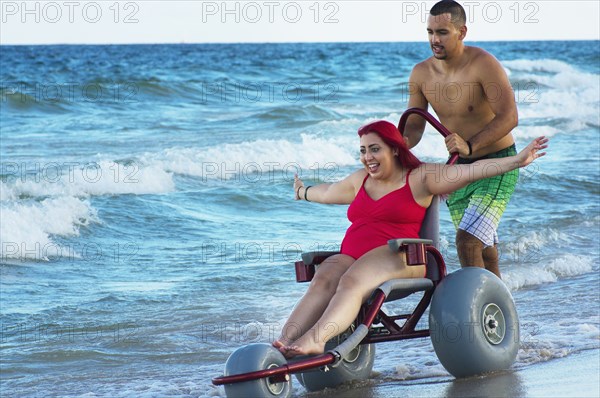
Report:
445,133,471,158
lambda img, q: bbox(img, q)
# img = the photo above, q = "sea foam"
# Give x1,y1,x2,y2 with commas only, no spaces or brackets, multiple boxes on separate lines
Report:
0,196,98,261
150,133,359,180
504,59,599,125
2,161,174,199
503,254,593,291
0,160,175,261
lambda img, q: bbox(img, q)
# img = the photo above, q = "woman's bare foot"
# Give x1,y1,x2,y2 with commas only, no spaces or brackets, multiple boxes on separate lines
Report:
272,339,293,356
281,335,325,359
272,340,285,348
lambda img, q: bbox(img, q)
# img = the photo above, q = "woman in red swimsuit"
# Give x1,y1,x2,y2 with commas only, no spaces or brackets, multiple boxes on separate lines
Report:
274,120,547,358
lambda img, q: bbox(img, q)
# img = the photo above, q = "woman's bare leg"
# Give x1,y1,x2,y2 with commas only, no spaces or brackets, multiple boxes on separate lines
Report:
283,246,425,356
274,254,354,348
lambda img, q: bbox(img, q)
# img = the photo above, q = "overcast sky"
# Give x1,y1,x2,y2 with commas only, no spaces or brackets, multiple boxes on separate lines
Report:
1,1,599,45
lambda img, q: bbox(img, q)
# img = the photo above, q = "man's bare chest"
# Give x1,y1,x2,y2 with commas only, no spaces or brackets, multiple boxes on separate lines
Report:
421,77,487,112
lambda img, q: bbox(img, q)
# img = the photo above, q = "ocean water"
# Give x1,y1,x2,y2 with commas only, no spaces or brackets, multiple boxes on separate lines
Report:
1,41,599,397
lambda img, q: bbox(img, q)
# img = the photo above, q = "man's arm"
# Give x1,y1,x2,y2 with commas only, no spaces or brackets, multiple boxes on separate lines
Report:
402,66,429,149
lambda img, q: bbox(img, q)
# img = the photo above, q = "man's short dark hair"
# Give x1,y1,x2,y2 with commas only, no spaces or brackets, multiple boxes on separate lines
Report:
430,0,466,27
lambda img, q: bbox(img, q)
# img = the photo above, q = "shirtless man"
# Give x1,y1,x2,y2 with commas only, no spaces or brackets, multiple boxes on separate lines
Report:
402,0,518,278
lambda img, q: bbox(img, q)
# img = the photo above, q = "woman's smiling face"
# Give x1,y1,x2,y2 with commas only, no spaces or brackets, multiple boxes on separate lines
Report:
359,132,397,178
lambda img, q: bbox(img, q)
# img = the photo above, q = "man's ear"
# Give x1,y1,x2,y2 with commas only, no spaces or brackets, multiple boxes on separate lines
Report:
459,25,468,41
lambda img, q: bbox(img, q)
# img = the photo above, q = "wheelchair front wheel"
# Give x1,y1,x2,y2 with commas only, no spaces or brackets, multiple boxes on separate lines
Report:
296,327,375,391
223,343,292,398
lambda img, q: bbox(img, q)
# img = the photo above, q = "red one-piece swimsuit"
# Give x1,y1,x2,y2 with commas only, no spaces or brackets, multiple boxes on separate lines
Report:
340,170,427,259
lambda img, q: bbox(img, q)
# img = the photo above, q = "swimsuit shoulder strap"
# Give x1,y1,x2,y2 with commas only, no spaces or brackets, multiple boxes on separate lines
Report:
361,174,369,186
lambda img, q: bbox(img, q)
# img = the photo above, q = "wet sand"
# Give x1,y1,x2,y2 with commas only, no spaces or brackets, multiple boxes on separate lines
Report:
304,349,600,398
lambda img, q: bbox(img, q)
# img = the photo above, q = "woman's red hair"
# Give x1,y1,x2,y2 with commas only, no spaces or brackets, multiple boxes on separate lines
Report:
357,120,422,170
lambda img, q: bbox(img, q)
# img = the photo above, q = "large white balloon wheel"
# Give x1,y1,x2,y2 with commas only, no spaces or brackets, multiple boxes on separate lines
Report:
296,323,375,391
266,363,286,395
223,343,292,398
482,303,506,345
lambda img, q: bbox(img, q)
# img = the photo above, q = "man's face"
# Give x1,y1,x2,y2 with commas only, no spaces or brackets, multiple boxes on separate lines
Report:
426,13,463,59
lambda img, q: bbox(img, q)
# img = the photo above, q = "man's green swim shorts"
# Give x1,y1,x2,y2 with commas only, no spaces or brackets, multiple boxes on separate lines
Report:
447,144,518,247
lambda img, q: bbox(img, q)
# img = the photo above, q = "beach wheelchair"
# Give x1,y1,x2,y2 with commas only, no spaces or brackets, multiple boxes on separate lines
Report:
212,109,520,397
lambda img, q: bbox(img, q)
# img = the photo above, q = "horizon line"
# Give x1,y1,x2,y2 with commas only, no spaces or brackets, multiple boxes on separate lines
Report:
2,38,599,46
